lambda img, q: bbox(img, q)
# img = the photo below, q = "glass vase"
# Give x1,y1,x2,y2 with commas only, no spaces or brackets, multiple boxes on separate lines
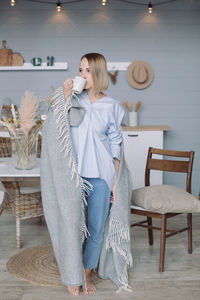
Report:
10,129,38,170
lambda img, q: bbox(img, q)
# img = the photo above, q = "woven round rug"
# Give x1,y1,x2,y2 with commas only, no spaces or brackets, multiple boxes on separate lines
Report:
6,243,103,286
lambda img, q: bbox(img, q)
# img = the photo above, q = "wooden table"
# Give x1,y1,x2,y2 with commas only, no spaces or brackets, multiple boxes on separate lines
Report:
0,158,42,248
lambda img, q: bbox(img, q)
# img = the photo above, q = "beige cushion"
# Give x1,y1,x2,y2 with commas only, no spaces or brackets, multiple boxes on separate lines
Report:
131,204,166,214
132,185,200,213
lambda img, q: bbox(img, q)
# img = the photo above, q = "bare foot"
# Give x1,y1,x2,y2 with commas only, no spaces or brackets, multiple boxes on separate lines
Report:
82,268,96,295
66,286,80,296
82,280,96,295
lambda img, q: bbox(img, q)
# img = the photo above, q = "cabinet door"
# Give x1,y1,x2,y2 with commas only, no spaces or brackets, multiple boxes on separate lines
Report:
123,131,163,189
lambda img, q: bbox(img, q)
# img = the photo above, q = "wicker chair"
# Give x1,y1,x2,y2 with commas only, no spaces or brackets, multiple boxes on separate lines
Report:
0,136,11,157
0,137,12,212
0,135,43,248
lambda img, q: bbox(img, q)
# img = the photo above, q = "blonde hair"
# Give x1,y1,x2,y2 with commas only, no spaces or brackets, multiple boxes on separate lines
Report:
80,53,108,94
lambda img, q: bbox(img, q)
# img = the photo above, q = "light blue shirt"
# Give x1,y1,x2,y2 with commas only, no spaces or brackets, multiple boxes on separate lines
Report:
70,91,125,191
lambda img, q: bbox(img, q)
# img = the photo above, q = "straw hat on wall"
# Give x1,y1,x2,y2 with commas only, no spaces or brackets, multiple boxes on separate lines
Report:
126,60,154,89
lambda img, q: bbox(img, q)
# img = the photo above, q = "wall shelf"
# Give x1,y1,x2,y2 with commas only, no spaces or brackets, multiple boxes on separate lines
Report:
107,62,131,71
0,62,68,71
0,62,131,71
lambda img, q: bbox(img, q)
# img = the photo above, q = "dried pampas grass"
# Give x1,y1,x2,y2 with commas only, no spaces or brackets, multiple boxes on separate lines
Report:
19,91,39,135
0,120,17,137
1,91,43,169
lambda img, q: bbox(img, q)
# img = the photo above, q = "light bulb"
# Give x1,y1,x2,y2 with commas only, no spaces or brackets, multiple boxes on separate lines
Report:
56,1,62,12
10,0,16,7
102,0,107,6
148,2,153,14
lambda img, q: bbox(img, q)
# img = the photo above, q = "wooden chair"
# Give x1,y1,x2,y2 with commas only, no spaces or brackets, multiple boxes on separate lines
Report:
0,135,43,248
131,147,194,272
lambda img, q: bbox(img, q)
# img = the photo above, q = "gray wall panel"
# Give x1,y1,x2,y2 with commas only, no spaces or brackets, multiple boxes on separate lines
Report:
0,0,200,194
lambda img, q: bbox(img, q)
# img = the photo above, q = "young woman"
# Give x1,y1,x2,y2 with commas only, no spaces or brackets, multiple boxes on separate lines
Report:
41,53,132,297
63,53,125,295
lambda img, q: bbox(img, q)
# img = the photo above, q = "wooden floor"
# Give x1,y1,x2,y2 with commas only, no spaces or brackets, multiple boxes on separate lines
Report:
0,211,200,300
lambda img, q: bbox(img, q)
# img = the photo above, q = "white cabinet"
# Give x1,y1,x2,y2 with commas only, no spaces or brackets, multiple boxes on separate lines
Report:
122,127,170,189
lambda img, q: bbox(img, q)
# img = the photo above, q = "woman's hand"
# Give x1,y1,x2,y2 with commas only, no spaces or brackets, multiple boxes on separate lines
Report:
110,182,117,203
63,78,73,102
110,157,120,203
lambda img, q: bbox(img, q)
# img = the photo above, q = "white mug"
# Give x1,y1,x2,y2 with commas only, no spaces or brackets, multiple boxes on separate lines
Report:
72,76,86,94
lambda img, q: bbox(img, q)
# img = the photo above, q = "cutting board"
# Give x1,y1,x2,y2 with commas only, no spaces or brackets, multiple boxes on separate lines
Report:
0,40,24,66
0,40,12,66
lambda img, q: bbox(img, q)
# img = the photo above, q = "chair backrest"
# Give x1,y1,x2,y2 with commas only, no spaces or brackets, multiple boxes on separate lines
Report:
145,147,194,193
0,137,12,157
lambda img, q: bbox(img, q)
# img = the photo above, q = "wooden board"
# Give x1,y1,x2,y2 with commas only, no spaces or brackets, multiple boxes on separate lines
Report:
0,40,12,66
0,40,24,66
12,53,24,66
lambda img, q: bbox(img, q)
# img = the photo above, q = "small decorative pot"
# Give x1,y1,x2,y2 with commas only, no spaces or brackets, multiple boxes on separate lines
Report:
129,112,138,127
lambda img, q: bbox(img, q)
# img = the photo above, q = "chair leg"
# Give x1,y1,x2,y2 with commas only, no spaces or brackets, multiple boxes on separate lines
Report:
159,215,167,272
147,217,153,245
16,218,21,249
0,192,9,216
187,213,192,254
0,205,3,216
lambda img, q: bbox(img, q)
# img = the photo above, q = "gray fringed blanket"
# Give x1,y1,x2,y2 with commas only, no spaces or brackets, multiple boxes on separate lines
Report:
40,87,133,289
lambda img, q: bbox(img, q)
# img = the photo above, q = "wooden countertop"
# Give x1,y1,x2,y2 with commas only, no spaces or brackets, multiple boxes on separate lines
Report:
122,125,171,131
0,125,172,133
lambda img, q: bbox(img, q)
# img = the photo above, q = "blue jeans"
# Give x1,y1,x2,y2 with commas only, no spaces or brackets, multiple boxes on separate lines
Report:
83,177,111,269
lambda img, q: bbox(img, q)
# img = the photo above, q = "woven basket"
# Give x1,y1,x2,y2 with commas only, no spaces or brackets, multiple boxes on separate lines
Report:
1,104,18,120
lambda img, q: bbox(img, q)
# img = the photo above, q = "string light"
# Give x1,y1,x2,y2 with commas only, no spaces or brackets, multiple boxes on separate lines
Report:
148,2,153,14
11,1,179,14
56,1,62,12
10,0,16,6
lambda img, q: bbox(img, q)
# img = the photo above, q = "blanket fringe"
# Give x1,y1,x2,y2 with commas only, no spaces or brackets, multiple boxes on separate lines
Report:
51,88,78,179
106,219,130,249
50,88,93,244
106,219,133,286
80,178,93,242
116,285,132,294
115,246,133,268
116,249,133,287
81,178,93,205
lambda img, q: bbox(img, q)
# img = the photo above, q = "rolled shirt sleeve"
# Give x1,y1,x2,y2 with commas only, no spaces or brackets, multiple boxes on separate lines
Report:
107,103,125,160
